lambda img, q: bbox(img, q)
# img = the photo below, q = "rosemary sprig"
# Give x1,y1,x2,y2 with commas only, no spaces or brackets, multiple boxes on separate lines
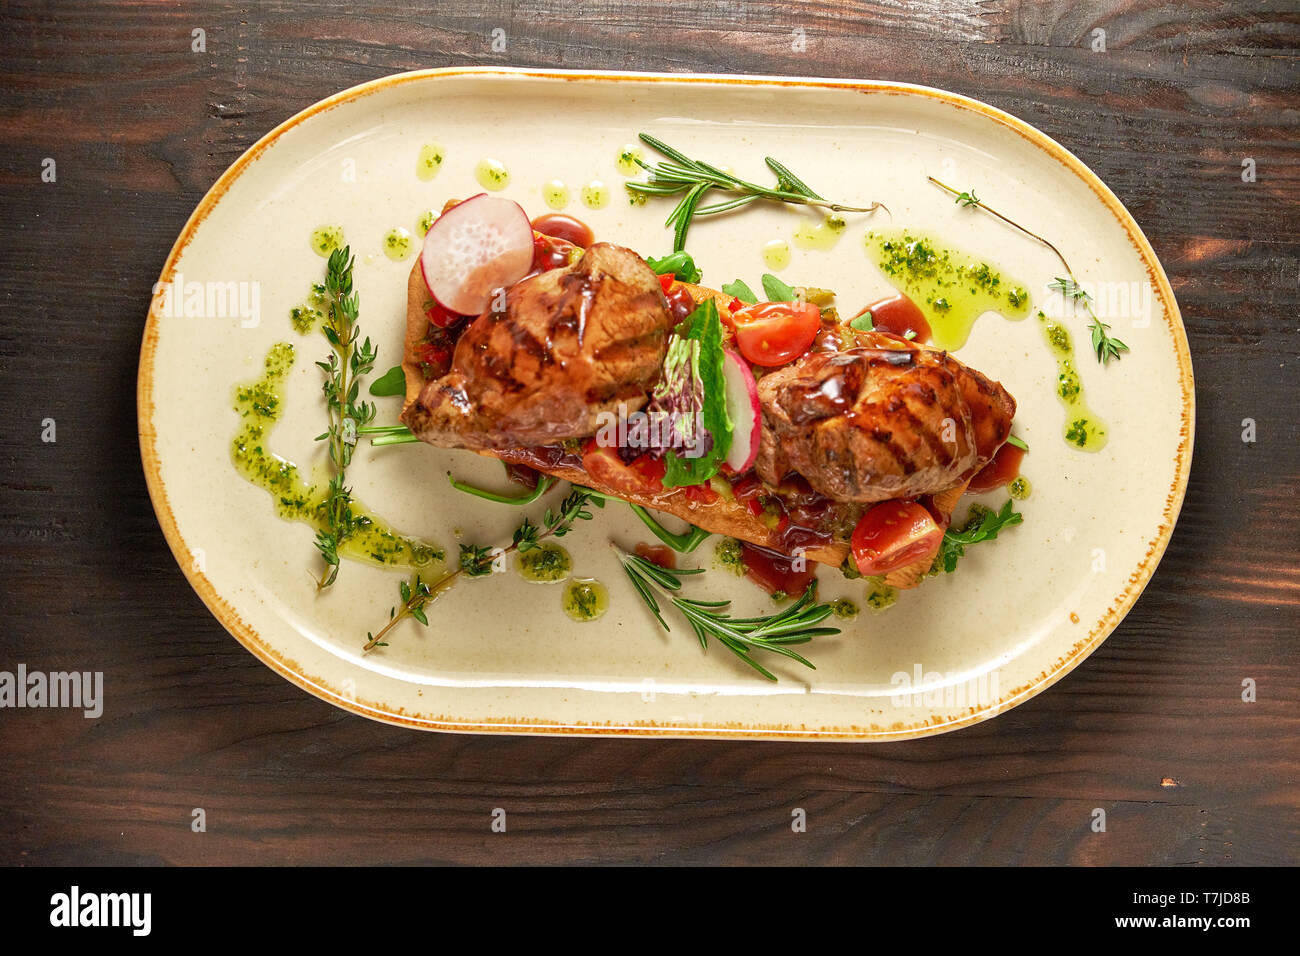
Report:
630,134,886,252
357,422,418,446
363,488,599,651
929,177,1130,365
312,246,377,589
612,544,840,682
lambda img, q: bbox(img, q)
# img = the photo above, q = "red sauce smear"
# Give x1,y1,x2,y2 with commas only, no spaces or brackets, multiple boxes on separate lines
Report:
634,543,677,570
739,542,817,597
967,442,1024,493
858,293,931,343
531,213,594,249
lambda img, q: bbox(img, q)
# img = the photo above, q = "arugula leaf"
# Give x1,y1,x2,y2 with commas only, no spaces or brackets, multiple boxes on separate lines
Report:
722,278,758,304
761,273,797,302
646,251,702,284
658,300,732,488
933,499,1023,574
369,365,406,397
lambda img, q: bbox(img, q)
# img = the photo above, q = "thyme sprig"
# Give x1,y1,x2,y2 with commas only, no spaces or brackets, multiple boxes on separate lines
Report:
1047,276,1130,365
312,246,377,589
612,544,840,682
630,134,886,252
929,177,1130,365
363,488,600,651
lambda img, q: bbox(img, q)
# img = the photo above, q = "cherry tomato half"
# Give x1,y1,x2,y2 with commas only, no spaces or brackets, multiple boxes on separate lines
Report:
425,299,467,329
731,301,821,367
850,500,944,576
581,439,666,497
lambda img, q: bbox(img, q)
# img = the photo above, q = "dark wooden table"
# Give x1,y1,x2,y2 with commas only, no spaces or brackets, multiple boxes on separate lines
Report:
2,1,1296,866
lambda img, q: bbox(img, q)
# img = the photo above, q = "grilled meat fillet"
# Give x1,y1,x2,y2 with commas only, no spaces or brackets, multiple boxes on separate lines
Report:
755,333,1016,502
402,243,671,449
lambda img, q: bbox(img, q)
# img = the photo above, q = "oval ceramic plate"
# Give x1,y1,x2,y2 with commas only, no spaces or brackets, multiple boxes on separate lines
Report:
138,68,1193,740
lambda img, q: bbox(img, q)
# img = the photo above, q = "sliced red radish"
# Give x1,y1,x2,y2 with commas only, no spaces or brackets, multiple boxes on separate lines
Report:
420,193,534,315
721,349,761,473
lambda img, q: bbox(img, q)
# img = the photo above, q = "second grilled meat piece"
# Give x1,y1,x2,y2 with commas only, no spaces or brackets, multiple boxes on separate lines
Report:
755,336,1016,502
402,242,671,449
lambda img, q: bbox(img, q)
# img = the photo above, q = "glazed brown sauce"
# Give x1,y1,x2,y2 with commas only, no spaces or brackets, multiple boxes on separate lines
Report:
859,293,931,343
731,474,837,554
739,542,818,597
663,283,696,324
967,442,1024,493
495,444,583,473
531,214,594,248
634,543,677,569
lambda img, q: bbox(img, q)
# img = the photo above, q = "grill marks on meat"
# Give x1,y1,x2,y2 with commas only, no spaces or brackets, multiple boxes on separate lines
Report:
755,334,1016,502
402,243,670,449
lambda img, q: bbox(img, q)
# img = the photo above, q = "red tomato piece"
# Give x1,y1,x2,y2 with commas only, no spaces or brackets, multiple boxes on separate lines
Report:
731,301,822,367
425,299,467,329
851,500,944,576
581,439,665,497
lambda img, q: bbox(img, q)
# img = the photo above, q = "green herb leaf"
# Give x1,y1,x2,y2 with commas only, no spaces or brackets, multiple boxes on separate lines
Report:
645,251,702,284
721,279,758,304
933,499,1023,574
849,311,874,331
369,365,406,396
761,273,798,303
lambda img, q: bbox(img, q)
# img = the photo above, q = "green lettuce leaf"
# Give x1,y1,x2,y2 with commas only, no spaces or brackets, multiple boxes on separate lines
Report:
659,300,732,488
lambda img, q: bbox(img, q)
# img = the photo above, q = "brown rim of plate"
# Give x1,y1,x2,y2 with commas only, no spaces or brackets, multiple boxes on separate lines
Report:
137,68,1195,741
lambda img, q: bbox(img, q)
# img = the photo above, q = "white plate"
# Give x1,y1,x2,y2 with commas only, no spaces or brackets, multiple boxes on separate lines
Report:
138,68,1194,740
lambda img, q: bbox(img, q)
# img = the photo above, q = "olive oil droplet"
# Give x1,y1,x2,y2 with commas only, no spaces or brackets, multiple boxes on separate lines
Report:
475,158,510,191
543,180,570,210
310,225,344,258
416,143,445,181
793,215,847,252
383,227,414,261
616,145,644,176
762,239,791,271
581,180,609,209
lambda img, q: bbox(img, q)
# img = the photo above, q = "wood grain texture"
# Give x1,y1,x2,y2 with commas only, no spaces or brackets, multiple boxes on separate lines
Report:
1,0,1297,866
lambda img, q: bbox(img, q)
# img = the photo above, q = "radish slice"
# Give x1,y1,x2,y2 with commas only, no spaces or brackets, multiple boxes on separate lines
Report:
721,349,761,473
420,193,534,315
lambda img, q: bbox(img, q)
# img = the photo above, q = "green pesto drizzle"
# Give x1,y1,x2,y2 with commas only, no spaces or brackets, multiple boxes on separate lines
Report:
562,578,608,621
231,343,444,570
1037,310,1109,452
515,542,572,583
866,230,1030,350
